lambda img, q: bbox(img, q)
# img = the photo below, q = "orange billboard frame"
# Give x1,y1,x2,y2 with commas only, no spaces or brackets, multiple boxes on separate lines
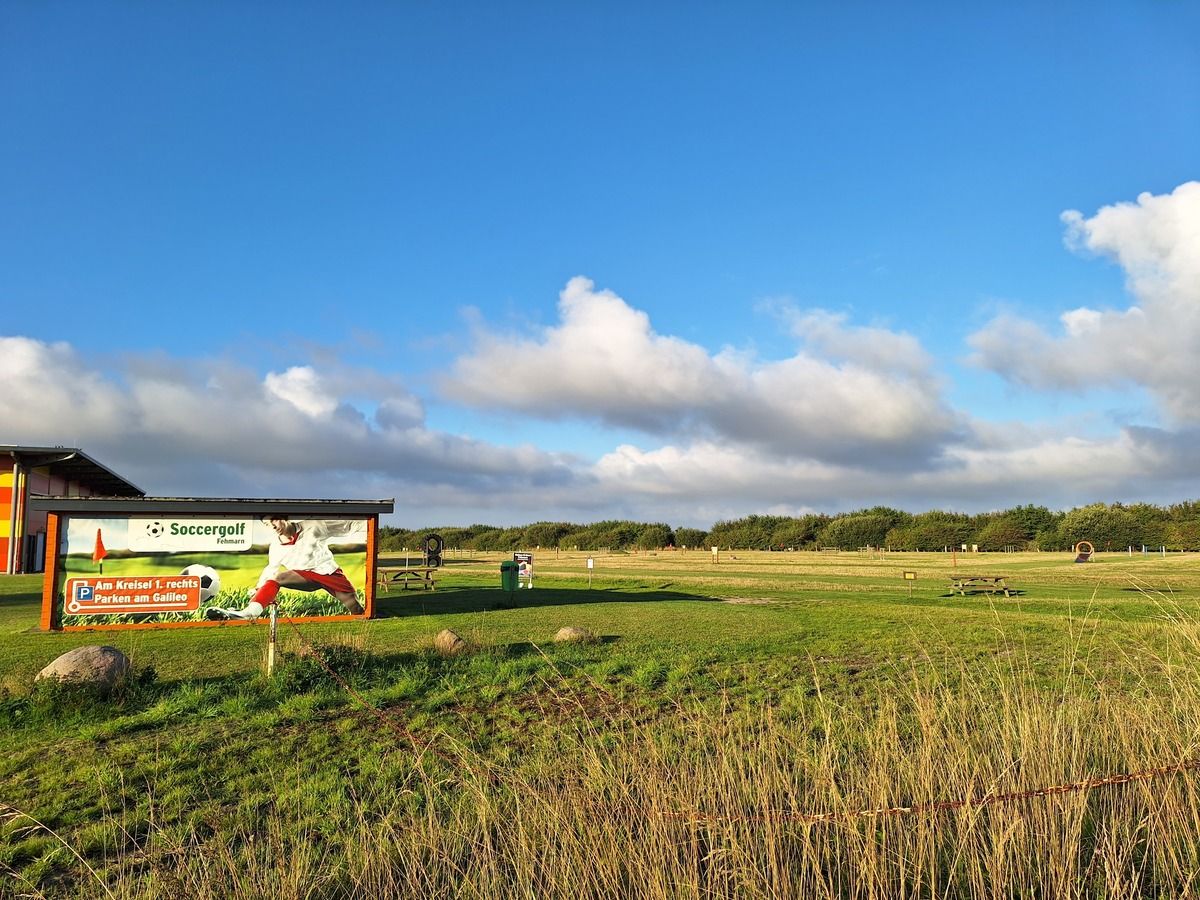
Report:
34,498,391,632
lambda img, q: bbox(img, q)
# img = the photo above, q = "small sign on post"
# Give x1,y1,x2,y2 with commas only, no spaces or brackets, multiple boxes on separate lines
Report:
587,556,594,589
903,570,916,599
514,552,534,589
712,546,719,564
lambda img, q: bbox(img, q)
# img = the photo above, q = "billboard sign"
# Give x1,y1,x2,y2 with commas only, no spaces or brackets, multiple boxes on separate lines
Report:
52,515,370,628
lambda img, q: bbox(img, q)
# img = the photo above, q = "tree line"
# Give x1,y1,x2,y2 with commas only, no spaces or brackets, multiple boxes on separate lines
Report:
379,501,1200,553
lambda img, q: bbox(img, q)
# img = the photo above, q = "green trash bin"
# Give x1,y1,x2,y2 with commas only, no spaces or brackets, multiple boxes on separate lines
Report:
500,560,519,592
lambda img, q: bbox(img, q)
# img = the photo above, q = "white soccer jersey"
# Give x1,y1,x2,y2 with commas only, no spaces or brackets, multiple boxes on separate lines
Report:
256,519,363,587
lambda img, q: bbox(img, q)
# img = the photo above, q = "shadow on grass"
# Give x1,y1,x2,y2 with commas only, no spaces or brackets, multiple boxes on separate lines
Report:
373,585,719,619
939,589,1027,599
1,639,495,733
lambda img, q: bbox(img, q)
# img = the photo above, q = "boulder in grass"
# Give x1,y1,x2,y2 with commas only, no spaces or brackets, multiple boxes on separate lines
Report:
35,646,130,692
553,626,595,643
434,629,467,656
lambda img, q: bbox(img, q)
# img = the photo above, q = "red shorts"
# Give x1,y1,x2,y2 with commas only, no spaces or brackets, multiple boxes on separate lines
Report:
294,568,356,594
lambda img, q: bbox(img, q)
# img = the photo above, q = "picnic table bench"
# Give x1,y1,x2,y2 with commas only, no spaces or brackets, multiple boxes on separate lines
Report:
949,575,1013,597
376,566,437,593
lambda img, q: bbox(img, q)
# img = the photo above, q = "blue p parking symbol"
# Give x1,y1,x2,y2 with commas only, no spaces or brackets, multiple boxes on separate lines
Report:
67,581,95,614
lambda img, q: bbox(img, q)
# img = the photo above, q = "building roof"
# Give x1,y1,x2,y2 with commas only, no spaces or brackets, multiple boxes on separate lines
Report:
1,446,144,496
25,496,395,516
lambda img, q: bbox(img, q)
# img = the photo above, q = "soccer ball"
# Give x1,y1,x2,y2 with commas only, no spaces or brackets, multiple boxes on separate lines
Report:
146,521,165,539
180,564,221,603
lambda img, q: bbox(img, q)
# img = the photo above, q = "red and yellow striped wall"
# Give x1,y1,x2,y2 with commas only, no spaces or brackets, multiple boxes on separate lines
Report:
0,469,13,570
4,466,92,574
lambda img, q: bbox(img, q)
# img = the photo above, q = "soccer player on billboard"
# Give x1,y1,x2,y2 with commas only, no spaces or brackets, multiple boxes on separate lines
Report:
205,517,364,620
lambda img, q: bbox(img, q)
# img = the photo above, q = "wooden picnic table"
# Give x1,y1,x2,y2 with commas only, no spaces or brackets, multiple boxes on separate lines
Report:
376,566,437,593
949,575,1013,597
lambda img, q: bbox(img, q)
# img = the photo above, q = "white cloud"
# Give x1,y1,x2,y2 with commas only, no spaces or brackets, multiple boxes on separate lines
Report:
4,328,1197,526
446,277,724,430
970,181,1200,420
786,309,932,379
0,336,577,500
586,424,1198,520
443,276,962,465
264,366,338,418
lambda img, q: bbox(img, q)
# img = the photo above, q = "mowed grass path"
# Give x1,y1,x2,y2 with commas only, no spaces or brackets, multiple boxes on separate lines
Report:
4,549,1200,897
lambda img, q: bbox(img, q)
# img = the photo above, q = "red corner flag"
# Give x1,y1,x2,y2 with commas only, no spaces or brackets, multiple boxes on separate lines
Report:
92,529,108,564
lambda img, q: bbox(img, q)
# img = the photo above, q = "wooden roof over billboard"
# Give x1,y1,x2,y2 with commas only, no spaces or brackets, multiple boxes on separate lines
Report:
26,496,395,516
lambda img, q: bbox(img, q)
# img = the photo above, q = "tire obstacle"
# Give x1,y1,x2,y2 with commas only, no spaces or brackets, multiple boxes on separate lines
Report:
422,533,445,568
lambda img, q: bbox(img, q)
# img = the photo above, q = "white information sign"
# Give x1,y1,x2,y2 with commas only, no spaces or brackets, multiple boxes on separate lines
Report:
128,518,255,552
514,552,534,589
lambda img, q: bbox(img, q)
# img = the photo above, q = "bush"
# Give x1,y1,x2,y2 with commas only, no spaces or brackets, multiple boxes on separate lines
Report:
1060,504,1143,551
274,643,372,694
0,665,158,729
1167,520,1200,551
817,514,892,550
975,518,1030,551
770,515,828,550
709,515,796,550
1034,527,1065,551
563,521,643,550
636,524,674,549
521,522,575,549
674,527,709,549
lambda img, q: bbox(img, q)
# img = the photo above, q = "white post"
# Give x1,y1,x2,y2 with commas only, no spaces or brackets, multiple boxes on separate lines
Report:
267,603,278,677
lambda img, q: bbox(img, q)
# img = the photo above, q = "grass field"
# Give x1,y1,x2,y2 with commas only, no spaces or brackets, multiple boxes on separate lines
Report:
4,548,1200,897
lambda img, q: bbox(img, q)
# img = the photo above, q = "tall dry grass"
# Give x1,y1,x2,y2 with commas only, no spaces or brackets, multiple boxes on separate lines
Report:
24,595,1200,899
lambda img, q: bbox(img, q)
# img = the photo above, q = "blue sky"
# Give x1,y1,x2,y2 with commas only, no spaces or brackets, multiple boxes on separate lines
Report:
3,3,1199,526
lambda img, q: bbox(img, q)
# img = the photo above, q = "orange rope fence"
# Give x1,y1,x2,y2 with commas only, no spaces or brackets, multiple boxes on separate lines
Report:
661,761,1200,825
281,618,1200,826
